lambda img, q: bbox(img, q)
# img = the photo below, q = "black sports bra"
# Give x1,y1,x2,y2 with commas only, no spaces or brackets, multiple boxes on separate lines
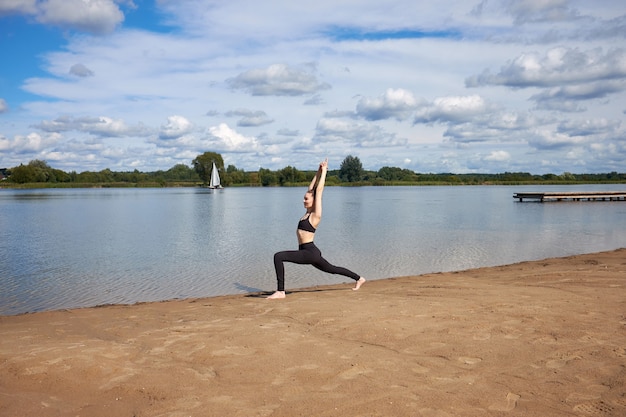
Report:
297,214,316,233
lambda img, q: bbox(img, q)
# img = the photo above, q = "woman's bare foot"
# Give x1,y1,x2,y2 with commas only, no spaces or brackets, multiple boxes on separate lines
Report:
267,291,286,299
353,277,366,290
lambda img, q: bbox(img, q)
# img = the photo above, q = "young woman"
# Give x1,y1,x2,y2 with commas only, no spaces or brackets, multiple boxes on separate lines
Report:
267,158,365,299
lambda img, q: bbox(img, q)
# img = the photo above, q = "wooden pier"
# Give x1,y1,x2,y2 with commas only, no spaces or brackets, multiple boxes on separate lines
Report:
513,191,626,202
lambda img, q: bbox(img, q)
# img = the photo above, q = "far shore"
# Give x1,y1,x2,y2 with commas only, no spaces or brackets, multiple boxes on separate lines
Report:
1,248,625,416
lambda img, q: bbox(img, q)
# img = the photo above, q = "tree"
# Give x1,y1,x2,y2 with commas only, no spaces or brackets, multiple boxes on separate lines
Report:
258,168,276,186
166,164,198,181
339,155,363,182
226,164,245,185
9,160,53,183
192,152,224,185
277,166,304,185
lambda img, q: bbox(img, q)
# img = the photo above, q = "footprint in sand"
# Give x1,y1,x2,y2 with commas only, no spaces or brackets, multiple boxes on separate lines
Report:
211,345,254,356
573,400,616,415
546,353,582,369
488,392,521,412
472,332,491,341
457,356,482,366
338,364,372,380
612,347,626,357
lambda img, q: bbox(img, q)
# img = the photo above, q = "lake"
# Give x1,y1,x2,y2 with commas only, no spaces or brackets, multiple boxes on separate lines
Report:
1,184,625,315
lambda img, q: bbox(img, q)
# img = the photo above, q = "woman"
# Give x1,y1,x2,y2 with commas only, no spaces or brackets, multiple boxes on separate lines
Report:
268,158,366,299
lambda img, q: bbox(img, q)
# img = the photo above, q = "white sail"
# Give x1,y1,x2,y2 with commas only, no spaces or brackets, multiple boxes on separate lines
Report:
209,162,221,188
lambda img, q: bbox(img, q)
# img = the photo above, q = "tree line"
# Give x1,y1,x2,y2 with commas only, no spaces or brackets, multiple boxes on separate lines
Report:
2,153,626,188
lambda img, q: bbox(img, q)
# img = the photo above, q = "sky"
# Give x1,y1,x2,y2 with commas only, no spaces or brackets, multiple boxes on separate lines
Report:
0,0,625,174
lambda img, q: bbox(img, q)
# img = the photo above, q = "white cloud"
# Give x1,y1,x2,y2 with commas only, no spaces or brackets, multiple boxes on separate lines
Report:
0,0,125,34
0,98,8,113
529,129,588,149
224,109,274,127
159,116,193,140
557,118,621,136
206,123,261,152
356,88,420,121
35,115,149,137
227,64,331,97
314,117,406,148
414,95,493,124
1,132,62,153
466,47,626,89
37,0,125,35
484,150,511,162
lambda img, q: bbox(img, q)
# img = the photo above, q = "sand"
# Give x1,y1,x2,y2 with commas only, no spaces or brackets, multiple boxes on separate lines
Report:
1,249,625,417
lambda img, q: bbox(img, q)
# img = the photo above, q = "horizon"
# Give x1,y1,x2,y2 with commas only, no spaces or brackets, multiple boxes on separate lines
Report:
2,160,624,178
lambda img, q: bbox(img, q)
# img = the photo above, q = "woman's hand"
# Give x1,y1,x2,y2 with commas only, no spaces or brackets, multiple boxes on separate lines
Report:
319,158,328,171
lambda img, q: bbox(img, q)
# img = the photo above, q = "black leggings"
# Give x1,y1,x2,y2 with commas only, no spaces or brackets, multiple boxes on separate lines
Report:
273,242,360,291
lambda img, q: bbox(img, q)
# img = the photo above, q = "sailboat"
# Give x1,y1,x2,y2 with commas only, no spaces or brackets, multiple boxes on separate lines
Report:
209,162,222,189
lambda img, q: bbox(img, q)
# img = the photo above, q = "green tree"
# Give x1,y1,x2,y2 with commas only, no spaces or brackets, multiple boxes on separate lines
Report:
8,164,34,183
192,152,224,185
258,168,277,186
226,164,245,185
339,155,363,182
377,166,418,181
9,160,54,183
165,164,198,181
99,168,114,182
277,166,304,185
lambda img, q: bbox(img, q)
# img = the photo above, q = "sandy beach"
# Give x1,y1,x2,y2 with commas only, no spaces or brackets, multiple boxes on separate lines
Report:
1,249,625,416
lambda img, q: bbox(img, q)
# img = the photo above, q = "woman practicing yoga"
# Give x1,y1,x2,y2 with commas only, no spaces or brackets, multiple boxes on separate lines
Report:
267,158,366,299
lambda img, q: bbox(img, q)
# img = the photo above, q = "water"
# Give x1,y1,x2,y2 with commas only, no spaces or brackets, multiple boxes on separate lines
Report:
1,185,625,315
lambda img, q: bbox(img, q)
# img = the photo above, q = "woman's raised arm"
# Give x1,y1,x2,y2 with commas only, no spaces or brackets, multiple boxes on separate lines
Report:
313,159,328,217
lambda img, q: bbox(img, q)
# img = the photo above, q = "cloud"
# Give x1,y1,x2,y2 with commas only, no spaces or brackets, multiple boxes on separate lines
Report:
557,118,621,137
531,79,626,111
356,88,421,121
224,109,274,127
0,98,8,113
37,0,125,35
159,115,193,140
484,150,511,162
0,0,37,15
205,123,261,152
466,46,626,113
406,93,557,145
1,0,126,34
314,117,407,148
34,115,149,137
0,132,61,153
69,63,94,77
227,64,331,96
414,95,493,124
470,0,625,43
505,0,581,24
528,129,589,150
276,128,300,137
304,94,324,105
466,47,626,89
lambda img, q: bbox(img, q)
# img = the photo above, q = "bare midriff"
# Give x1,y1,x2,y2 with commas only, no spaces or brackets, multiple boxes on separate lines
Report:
297,230,315,245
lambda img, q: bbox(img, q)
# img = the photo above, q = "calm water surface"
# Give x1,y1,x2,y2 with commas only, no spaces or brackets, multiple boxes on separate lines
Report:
1,185,625,315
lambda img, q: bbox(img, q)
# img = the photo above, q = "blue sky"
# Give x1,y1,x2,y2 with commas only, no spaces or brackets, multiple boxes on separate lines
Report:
1,0,625,174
